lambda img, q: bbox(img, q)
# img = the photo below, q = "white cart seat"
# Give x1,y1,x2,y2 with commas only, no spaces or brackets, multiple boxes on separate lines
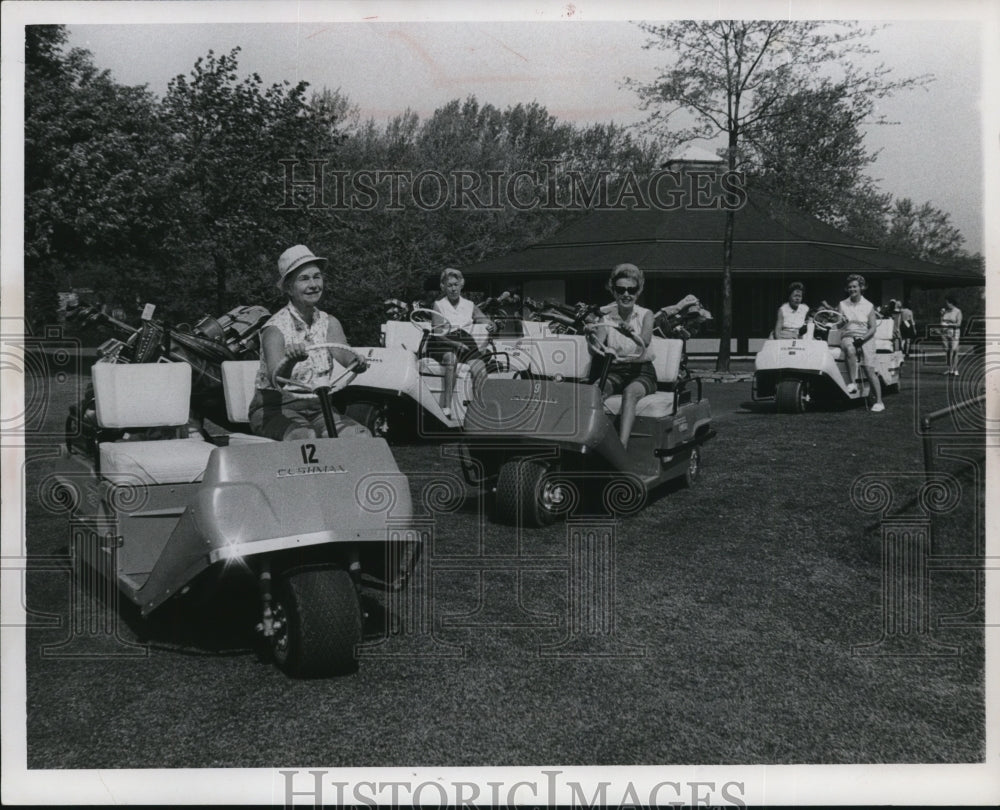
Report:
92,362,192,429
220,360,274,444
99,437,215,485
602,337,683,419
603,392,676,418
418,357,472,377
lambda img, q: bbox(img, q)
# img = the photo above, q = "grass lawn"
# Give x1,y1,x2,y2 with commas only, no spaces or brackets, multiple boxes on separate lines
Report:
19,350,986,767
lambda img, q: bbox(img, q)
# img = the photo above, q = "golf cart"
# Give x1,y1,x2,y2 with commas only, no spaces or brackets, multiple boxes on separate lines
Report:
52,345,419,677
753,309,902,413
457,300,716,526
335,293,524,440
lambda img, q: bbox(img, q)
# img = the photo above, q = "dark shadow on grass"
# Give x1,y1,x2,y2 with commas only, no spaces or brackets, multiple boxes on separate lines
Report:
739,399,777,414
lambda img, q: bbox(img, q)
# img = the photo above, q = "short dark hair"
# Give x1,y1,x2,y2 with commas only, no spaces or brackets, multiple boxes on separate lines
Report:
788,282,804,295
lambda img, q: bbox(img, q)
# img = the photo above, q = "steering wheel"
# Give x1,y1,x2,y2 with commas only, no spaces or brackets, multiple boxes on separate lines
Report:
275,342,363,394
812,308,845,329
585,323,646,361
409,308,453,337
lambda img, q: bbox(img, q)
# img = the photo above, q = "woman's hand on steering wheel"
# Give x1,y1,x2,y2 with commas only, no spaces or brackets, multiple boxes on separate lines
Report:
585,323,644,361
275,342,364,394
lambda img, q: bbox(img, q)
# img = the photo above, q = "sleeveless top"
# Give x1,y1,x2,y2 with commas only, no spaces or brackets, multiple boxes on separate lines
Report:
838,296,874,338
254,304,333,402
941,307,961,336
433,296,475,330
779,302,809,330
599,304,651,361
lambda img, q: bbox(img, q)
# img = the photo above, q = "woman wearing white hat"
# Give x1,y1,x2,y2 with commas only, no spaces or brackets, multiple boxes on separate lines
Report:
249,245,370,440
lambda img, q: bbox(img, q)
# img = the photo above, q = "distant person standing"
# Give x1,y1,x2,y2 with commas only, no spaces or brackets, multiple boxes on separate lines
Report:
940,296,962,376
899,302,916,358
773,282,811,339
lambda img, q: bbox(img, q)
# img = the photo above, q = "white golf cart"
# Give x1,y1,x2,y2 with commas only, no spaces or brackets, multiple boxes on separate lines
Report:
53,347,420,677
753,309,902,412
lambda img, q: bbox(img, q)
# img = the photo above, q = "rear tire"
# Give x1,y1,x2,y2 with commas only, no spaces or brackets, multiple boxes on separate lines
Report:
271,567,362,678
776,379,806,413
495,459,562,527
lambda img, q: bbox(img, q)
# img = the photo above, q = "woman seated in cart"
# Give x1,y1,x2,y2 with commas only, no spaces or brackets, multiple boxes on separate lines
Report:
428,267,496,420
591,263,655,450
773,281,812,339
249,244,370,440
838,273,885,413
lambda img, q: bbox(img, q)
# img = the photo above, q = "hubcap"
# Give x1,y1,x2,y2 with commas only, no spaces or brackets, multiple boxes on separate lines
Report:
271,601,289,660
540,479,565,512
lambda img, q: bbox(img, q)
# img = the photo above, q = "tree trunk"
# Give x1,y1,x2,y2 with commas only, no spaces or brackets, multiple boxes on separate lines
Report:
717,207,734,372
717,127,739,373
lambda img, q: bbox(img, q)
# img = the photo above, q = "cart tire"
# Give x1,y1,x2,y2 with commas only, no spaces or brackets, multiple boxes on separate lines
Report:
776,379,806,413
271,567,362,678
683,446,701,488
344,399,393,441
495,459,562,527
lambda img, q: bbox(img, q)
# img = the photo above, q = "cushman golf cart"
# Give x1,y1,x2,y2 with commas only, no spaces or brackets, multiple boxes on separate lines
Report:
335,294,523,440
456,301,716,527
53,345,419,677
753,309,902,413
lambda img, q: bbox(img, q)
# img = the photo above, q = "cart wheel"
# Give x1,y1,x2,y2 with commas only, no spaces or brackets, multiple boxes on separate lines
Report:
496,459,563,527
271,567,362,678
775,379,806,413
345,399,392,441
683,446,701,488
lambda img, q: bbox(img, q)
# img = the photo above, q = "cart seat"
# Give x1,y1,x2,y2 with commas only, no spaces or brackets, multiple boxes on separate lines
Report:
221,360,275,445
874,318,896,352
99,437,215,485
603,337,683,418
417,357,473,377
92,362,216,484
824,319,896,360
603,392,676,418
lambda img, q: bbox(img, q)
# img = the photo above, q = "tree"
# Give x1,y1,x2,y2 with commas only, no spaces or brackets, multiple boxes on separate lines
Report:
627,21,928,370
308,95,660,344
742,83,886,230
25,25,168,328
158,48,346,315
882,198,969,264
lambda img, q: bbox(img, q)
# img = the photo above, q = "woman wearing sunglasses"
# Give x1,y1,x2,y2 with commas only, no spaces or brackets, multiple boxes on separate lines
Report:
593,263,655,450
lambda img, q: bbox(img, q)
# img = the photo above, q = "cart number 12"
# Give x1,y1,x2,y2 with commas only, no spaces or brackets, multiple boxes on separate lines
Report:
300,444,318,464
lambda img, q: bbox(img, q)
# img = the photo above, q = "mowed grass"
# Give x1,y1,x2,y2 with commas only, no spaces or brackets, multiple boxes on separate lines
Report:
21,352,986,767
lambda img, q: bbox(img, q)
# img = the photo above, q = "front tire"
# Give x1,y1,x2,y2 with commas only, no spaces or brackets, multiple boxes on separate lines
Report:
344,399,392,441
495,459,563,527
271,567,362,678
776,378,806,413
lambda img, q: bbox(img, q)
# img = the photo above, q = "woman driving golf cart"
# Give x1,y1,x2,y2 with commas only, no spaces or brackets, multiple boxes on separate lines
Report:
592,263,655,450
428,267,495,420
774,282,812,339
249,244,370,440
838,273,885,413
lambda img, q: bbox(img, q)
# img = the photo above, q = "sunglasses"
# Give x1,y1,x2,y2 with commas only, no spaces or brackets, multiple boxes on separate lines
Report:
614,285,639,295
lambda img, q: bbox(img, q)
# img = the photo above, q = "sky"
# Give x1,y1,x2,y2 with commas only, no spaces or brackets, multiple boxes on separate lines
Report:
55,8,993,253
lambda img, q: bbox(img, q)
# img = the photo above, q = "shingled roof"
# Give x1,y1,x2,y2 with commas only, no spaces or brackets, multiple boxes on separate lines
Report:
464,192,983,284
